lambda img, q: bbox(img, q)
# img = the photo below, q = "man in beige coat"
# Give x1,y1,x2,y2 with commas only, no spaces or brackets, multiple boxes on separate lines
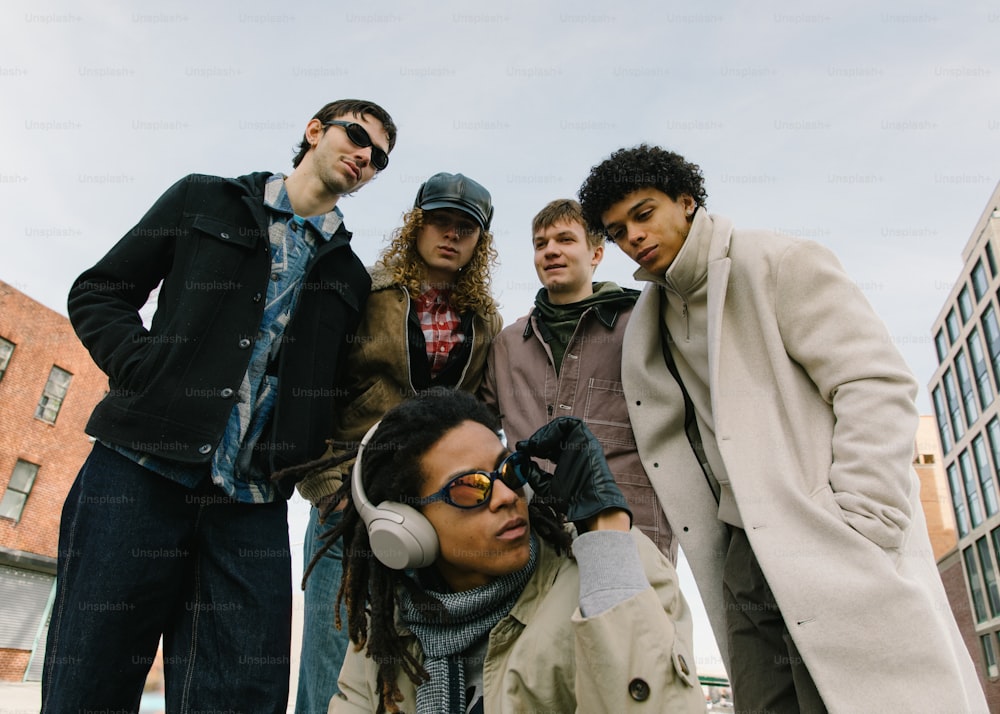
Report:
578,144,988,713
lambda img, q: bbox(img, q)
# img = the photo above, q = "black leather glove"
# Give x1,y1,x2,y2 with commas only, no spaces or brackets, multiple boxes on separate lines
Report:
516,417,632,531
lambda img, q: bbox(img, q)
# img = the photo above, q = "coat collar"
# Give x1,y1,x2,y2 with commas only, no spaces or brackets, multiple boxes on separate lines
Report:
631,209,735,288
522,284,636,339
368,262,397,291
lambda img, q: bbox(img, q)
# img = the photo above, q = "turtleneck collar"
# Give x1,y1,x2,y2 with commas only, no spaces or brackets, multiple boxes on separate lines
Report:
632,208,714,294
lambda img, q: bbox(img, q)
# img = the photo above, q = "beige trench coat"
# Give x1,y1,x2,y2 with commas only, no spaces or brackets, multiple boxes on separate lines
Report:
622,211,987,712
331,530,706,713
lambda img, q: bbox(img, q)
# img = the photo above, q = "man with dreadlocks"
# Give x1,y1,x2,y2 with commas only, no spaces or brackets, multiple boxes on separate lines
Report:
321,388,705,713
290,173,503,713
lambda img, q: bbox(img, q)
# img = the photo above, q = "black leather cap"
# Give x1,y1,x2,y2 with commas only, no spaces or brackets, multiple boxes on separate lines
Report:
414,172,494,230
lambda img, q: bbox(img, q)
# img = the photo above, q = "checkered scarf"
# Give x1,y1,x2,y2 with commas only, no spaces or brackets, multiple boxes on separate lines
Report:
397,535,538,714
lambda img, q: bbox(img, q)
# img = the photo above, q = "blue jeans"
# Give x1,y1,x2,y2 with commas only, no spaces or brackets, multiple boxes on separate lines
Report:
295,506,350,713
41,442,292,713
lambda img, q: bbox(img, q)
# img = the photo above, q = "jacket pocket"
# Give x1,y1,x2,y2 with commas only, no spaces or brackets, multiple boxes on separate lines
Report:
583,378,636,449
809,484,847,524
189,214,258,248
810,484,904,567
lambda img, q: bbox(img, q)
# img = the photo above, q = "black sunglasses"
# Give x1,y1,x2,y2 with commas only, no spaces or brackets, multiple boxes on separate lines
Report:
322,120,389,171
412,451,534,509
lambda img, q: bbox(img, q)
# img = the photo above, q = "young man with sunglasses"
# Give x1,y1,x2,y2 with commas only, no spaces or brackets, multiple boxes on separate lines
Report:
480,198,676,564
322,388,706,713
578,144,987,712
43,99,395,713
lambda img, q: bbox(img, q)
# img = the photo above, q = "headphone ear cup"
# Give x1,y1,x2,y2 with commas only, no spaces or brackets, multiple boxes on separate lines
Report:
366,501,439,570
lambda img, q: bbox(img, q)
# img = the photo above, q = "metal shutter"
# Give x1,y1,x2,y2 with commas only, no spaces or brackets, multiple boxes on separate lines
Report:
0,565,54,649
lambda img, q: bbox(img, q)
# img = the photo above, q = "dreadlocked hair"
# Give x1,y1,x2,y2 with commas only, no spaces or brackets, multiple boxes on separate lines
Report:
313,387,570,713
378,207,499,316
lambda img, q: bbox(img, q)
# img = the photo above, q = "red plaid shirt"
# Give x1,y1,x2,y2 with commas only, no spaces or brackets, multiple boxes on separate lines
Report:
415,288,464,375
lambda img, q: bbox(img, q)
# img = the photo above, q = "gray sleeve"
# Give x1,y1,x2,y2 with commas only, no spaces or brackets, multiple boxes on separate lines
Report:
574,529,649,617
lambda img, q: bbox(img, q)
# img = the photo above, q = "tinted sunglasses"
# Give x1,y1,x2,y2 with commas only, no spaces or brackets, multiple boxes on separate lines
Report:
322,120,389,171
413,451,534,509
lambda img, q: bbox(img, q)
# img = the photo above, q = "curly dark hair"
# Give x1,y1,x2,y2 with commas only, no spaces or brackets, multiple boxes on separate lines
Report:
304,388,570,713
577,144,708,239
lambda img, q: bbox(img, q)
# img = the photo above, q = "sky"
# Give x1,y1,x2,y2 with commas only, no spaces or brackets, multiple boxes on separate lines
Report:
3,0,999,680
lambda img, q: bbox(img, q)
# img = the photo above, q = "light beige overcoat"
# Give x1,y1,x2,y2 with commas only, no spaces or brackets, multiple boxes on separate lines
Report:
622,211,987,712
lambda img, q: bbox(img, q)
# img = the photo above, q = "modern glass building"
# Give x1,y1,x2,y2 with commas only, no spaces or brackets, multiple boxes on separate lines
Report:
929,181,1000,700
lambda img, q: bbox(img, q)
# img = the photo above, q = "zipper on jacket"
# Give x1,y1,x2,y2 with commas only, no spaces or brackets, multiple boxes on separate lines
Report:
455,318,475,387
663,279,692,343
401,287,417,396
681,299,690,341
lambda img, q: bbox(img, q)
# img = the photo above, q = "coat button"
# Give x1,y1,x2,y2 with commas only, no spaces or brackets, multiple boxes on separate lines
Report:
220,387,234,398
198,444,212,455
252,292,262,303
628,678,650,702
238,338,251,349
220,232,230,240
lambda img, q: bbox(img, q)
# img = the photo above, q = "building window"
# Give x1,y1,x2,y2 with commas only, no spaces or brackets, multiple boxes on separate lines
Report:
947,308,961,342
968,328,994,409
960,449,984,529
935,329,949,364
943,368,965,441
34,366,72,424
956,349,979,426
975,434,999,518
973,260,990,301
0,337,13,382
950,463,971,537
983,304,1000,386
959,286,974,323
933,386,953,455
979,537,1000,617
987,420,1000,503
967,546,990,623
0,460,38,523
983,634,999,679
988,243,998,278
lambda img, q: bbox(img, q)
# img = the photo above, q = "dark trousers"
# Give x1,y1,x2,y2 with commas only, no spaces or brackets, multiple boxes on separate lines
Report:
42,442,292,713
723,527,827,714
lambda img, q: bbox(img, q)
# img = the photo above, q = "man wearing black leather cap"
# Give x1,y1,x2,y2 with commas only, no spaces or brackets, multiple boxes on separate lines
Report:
292,172,503,712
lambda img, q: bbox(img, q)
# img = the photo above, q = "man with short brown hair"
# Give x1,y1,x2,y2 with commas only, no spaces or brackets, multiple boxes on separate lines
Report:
481,198,676,561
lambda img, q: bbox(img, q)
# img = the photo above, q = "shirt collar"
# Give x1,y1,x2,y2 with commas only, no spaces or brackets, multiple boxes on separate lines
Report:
263,173,342,242
416,286,453,307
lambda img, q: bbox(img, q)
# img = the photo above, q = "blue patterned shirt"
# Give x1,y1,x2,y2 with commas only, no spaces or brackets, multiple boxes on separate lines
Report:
107,173,344,504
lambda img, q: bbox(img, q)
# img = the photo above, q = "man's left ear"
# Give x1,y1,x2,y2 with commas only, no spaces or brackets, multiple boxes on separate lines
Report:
591,243,604,268
682,194,696,218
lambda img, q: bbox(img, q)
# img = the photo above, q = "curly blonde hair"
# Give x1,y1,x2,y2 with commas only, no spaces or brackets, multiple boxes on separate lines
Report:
377,207,499,315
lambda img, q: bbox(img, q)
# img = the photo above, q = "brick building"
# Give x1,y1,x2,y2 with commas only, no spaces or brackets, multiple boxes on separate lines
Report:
0,279,107,682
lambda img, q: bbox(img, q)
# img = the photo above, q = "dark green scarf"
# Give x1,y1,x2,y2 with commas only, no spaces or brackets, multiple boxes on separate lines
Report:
533,282,636,373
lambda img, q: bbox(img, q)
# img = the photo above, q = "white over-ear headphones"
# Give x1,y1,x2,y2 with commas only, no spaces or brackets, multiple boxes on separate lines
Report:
351,420,440,570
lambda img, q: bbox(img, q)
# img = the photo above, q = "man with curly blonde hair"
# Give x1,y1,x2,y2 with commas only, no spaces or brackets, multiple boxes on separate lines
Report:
292,172,502,712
